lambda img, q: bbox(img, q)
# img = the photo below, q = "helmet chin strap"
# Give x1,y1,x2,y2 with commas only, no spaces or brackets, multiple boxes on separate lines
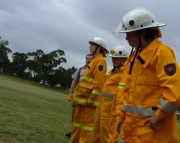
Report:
92,47,97,55
92,46,100,56
130,47,135,56
129,32,141,74
112,66,116,73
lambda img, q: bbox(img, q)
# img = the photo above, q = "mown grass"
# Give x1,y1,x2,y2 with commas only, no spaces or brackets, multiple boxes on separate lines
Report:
0,74,71,143
0,74,180,142
178,120,180,137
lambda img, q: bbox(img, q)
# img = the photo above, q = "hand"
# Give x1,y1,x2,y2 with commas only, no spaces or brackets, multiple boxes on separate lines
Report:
86,98,94,107
68,94,72,102
116,118,125,133
144,114,164,130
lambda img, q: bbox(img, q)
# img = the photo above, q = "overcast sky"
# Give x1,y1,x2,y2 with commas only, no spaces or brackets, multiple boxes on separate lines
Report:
0,0,180,71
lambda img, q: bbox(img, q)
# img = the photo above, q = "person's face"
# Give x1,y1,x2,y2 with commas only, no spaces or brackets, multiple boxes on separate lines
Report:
86,55,93,64
89,43,98,54
112,57,122,68
126,32,139,49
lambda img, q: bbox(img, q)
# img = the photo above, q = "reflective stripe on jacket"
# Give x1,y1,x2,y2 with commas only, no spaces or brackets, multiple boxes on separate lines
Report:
73,97,99,106
118,138,124,143
101,91,114,98
122,105,155,116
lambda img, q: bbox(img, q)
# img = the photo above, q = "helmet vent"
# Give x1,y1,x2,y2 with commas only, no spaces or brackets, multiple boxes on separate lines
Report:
119,51,122,54
129,20,135,26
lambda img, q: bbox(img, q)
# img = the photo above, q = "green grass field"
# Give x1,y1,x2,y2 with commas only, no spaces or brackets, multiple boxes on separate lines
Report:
0,74,71,143
178,120,180,137
0,74,180,142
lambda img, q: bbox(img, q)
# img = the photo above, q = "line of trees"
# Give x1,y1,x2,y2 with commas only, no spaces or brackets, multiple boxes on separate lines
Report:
0,38,76,89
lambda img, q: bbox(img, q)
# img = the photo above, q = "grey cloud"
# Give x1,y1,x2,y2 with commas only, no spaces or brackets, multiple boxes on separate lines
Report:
0,0,179,69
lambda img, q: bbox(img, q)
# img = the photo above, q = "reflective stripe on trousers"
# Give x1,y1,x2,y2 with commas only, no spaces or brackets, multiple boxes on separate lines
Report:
100,92,114,98
74,97,99,106
118,138,124,143
122,105,155,116
73,122,93,131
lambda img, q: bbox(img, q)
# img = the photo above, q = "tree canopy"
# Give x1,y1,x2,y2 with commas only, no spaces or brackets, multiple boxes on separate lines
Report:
0,40,12,73
0,38,76,90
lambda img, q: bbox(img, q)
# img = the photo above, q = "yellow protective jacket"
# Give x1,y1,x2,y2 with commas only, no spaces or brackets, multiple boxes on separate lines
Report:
108,54,135,143
121,38,180,143
116,53,135,119
95,67,124,143
73,53,107,106
100,67,124,117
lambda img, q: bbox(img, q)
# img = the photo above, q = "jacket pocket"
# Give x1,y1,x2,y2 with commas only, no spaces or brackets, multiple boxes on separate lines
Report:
136,77,158,85
76,82,94,97
135,77,160,106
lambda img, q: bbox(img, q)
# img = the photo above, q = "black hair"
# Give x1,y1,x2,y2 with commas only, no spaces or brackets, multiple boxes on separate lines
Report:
137,28,160,41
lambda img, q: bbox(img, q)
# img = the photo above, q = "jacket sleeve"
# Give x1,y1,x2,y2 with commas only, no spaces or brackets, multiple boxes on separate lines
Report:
155,45,180,118
90,59,107,101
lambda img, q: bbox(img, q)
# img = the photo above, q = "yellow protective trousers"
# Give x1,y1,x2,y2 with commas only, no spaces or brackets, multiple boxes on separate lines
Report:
108,94,120,143
94,96,114,143
101,96,114,143
70,104,97,143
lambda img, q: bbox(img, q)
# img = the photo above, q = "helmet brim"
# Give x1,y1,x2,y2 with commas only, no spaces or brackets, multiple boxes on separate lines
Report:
115,22,166,33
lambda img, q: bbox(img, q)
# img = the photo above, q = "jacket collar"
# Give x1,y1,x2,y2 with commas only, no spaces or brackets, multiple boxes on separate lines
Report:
138,38,162,68
92,53,104,61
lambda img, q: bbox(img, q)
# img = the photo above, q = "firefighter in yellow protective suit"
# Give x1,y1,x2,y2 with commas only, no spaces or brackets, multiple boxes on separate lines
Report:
108,52,135,143
94,45,129,143
114,8,180,143
66,54,93,138
70,37,109,143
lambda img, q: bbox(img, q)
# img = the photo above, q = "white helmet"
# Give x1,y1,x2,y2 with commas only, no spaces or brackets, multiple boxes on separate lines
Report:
108,45,128,58
113,8,166,34
89,37,109,53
